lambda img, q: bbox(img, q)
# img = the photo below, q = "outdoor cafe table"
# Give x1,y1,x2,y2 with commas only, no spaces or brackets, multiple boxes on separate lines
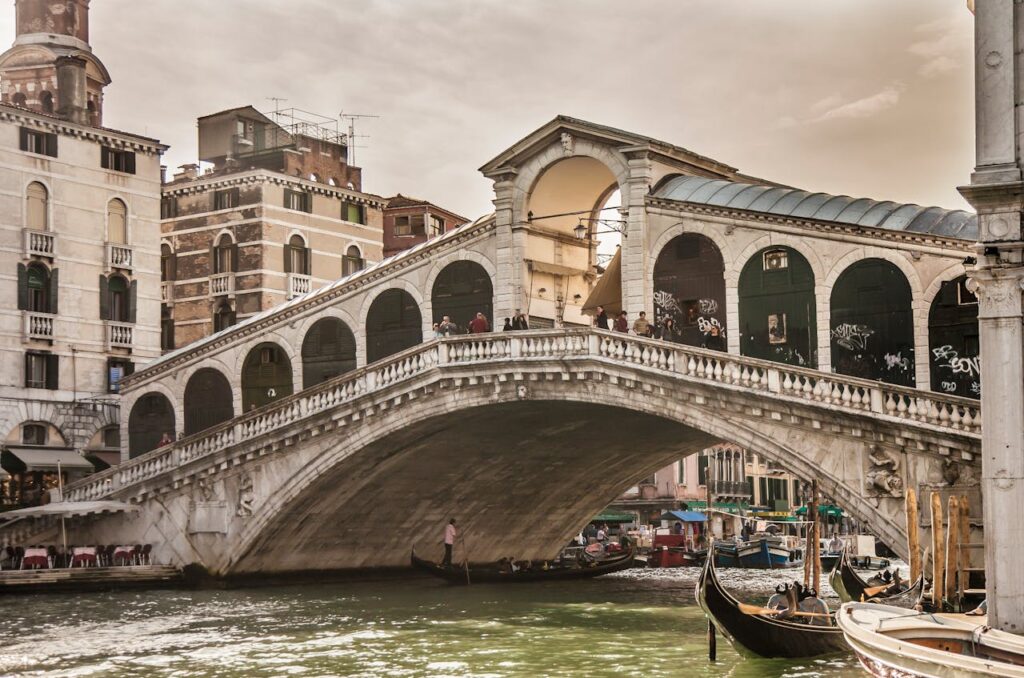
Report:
113,545,135,565
21,547,49,569
71,546,97,567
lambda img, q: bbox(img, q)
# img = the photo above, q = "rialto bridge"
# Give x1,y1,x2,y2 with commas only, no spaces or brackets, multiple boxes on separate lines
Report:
32,116,985,574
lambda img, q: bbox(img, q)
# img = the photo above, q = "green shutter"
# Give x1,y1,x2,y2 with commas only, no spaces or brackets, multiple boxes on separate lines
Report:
101,147,110,169
283,189,293,210
99,274,109,320
124,152,136,175
283,244,292,273
19,127,29,152
303,247,311,274
44,133,58,158
48,267,58,314
231,243,239,272
45,353,58,390
128,279,138,324
17,263,27,311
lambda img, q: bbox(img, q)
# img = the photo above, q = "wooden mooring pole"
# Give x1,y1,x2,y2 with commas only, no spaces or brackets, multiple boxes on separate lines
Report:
905,488,922,583
944,496,960,610
931,491,945,610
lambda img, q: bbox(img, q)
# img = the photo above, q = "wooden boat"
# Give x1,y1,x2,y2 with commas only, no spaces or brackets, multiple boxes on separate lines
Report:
647,546,706,568
837,602,1024,677
696,547,847,658
830,549,923,607
713,537,801,569
410,543,636,584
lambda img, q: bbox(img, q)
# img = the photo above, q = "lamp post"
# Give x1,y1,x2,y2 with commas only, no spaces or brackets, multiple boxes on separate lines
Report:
573,217,628,241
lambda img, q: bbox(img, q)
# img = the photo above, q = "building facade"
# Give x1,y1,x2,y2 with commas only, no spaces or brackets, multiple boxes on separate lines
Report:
161,106,385,352
0,0,165,508
383,195,468,258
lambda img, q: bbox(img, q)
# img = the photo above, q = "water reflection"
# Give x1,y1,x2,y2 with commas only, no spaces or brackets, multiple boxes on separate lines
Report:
0,568,866,677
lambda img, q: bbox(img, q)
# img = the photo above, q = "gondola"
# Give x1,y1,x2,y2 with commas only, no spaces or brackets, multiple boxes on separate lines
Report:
829,548,923,607
696,547,847,658
410,543,636,584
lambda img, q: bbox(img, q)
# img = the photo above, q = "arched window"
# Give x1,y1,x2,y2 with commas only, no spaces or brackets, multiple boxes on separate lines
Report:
87,100,97,125
342,245,364,276
107,199,127,244
11,92,26,107
430,260,492,331
26,182,47,231
366,289,422,363
241,342,293,411
107,275,129,322
928,275,980,399
184,368,234,435
160,305,174,351
285,234,309,275
21,423,47,445
653,233,726,347
302,317,357,388
128,392,174,458
160,243,175,281
25,263,52,313
213,233,236,274
738,246,817,367
213,301,235,332
328,177,338,187
39,91,53,114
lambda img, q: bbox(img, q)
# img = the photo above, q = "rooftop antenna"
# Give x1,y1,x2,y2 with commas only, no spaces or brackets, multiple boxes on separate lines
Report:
340,111,380,166
267,97,287,121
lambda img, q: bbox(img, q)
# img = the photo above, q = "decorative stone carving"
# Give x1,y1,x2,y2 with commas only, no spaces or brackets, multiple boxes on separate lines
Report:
972,275,1023,318
560,132,574,156
236,474,255,517
196,477,216,503
865,445,903,497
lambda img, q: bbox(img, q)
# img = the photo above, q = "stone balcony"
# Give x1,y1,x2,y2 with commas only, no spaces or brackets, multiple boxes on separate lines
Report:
210,272,235,297
22,311,55,341
106,321,133,350
23,229,56,258
287,273,311,299
106,243,133,271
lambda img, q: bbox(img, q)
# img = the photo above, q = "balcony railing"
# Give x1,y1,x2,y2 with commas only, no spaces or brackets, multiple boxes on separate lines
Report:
708,480,753,497
106,243,133,270
22,311,55,341
106,321,134,350
161,281,174,303
287,273,311,299
210,272,235,297
23,229,56,258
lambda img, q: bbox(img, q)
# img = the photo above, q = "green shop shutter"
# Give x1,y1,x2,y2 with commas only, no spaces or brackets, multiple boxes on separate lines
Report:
99,274,109,320
128,279,138,323
45,353,58,390
17,263,27,311
48,268,58,314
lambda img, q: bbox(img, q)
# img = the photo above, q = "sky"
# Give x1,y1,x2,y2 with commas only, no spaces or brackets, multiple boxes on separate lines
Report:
14,0,976,220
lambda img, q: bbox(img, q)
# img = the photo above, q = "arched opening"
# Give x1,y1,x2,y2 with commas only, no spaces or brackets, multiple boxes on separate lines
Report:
39,91,53,114
26,182,47,231
11,92,26,107
738,246,816,367
160,243,175,281
830,259,914,385
106,274,129,322
366,289,422,363
431,261,493,331
241,342,293,411
213,301,235,333
342,245,363,276
653,233,726,347
24,262,53,313
213,233,236,273
928,275,979,399
128,392,174,458
184,368,234,435
107,199,127,244
285,234,309,275
87,100,97,125
302,317,357,388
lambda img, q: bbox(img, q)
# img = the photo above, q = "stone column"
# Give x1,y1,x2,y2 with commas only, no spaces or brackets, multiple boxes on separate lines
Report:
958,1,1024,633
489,171,521,323
620,148,653,317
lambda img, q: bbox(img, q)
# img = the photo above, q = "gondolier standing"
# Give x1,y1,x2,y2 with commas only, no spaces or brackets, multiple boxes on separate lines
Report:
442,518,457,567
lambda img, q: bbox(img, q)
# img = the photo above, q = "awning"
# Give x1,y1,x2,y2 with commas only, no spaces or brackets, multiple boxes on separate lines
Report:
0,500,138,521
581,248,621,316
660,510,707,523
795,504,844,518
685,500,749,515
592,512,636,523
1,447,92,473
525,259,588,277
85,450,120,471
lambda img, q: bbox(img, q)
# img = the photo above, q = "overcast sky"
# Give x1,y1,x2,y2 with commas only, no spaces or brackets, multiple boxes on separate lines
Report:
12,1,976,218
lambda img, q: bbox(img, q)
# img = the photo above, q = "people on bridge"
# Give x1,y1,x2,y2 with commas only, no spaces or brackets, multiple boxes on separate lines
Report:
594,305,609,330
656,318,678,342
614,311,628,333
158,432,174,447
469,312,490,333
442,518,457,567
512,309,529,331
438,316,458,336
703,324,726,352
633,311,652,337
502,318,513,331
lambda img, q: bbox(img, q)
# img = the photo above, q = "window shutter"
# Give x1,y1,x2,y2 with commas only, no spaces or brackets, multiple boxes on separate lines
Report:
45,353,58,390
125,152,136,175
170,252,177,280
19,127,29,152
283,244,292,273
283,189,293,210
231,187,240,206
304,193,312,213
100,147,110,169
48,267,58,314
304,247,311,275
17,263,27,311
125,361,135,377
44,133,58,158
357,205,365,224
23,353,30,387
128,279,138,324
99,274,109,320
231,243,239,272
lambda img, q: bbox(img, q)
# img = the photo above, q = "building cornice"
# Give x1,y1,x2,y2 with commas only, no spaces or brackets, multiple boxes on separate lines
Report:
162,170,386,208
0,105,166,153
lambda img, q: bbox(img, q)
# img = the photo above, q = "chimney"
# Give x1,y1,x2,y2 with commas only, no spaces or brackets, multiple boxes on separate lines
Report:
55,55,89,125
174,163,200,181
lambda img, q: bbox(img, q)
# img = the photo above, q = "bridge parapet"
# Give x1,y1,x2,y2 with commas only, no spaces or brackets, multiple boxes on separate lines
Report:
65,329,980,504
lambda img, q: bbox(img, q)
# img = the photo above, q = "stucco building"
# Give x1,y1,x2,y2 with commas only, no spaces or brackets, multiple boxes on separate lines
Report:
383,195,468,258
160,106,386,353
0,0,165,508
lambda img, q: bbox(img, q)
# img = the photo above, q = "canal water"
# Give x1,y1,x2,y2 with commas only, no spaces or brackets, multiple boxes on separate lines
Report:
0,567,868,677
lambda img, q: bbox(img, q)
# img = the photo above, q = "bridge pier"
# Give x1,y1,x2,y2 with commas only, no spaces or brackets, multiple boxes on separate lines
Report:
960,2,1024,633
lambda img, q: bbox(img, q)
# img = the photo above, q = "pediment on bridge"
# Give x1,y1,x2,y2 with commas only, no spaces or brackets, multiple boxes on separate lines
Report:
478,114,746,182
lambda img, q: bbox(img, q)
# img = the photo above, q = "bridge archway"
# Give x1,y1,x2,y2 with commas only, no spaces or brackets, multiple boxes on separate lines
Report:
430,260,493,331
241,342,293,412
830,259,914,386
302,317,357,389
738,246,817,367
366,289,423,363
653,233,726,347
184,368,234,436
128,392,174,458
928,275,980,399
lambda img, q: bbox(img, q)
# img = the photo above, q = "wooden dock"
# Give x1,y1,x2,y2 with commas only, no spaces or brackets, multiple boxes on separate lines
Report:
0,565,183,594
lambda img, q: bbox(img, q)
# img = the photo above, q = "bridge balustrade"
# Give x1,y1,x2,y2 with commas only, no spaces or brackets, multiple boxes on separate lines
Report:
64,329,981,504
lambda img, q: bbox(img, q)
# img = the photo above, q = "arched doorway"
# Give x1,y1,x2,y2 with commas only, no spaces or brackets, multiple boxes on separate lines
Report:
653,233,726,346
241,342,293,411
366,289,422,363
302,317,357,389
128,393,174,458
830,259,915,386
431,261,493,331
184,368,234,435
928,275,979,399
738,246,816,367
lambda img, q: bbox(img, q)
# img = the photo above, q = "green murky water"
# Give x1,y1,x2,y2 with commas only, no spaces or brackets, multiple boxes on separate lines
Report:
0,568,865,677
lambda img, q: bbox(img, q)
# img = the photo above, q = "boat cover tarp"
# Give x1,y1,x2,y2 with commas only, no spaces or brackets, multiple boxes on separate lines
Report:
660,510,707,523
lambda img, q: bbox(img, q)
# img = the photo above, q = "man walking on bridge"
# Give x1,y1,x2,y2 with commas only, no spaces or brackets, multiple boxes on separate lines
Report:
443,518,457,567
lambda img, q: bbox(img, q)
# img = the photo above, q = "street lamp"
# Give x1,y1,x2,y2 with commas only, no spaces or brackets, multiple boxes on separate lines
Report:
573,217,628,240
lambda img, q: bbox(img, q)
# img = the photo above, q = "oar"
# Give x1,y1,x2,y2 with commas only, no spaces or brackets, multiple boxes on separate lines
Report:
460,534,471,585
862,582,896,598
736,602,833,618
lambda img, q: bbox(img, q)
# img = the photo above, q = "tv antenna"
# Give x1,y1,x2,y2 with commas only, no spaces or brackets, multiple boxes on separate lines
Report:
340,111,380,165
267,97,288,118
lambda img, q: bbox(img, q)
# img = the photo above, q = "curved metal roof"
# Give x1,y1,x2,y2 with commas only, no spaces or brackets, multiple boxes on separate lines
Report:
653,176,977,240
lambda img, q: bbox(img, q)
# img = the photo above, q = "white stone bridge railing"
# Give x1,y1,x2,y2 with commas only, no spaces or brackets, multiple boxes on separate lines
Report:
64,329,981,503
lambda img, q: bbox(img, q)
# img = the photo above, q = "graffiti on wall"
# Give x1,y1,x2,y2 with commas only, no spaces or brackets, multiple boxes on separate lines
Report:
932,345,980,379
883,351,910,372
831,323,874,352
654,290,725,338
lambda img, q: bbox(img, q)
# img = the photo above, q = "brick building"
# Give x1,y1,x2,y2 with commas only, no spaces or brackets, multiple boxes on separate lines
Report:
383,194,468,258
160,106,385,350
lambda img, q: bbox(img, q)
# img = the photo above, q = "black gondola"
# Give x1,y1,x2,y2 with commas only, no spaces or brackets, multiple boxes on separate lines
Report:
696,547,848,658
828,549,923,607
410,544,636,584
